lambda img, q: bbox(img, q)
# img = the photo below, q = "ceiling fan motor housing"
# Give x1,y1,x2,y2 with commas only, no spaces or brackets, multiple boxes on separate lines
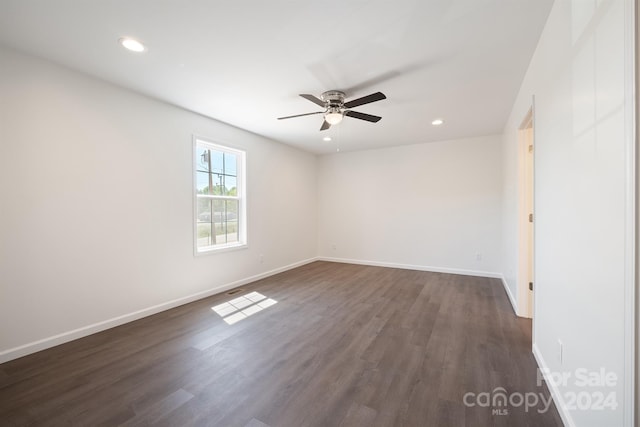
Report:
321,90,346,108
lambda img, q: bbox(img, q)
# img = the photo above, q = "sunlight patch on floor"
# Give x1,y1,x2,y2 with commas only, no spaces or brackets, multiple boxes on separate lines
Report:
212,291,277,325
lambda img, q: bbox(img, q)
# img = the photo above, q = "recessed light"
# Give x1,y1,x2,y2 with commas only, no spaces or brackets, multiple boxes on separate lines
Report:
323,137,332,142
431,118,444,126
119,37,146,53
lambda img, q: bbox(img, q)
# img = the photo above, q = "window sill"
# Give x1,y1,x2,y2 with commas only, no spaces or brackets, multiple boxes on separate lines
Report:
195,242,248,257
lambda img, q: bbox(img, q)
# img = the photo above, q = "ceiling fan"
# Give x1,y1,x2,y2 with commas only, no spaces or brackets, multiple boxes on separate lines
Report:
277,90,386,131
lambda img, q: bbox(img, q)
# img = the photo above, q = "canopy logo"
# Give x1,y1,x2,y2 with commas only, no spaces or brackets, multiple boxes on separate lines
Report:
463,387,553,415
463,368,618,416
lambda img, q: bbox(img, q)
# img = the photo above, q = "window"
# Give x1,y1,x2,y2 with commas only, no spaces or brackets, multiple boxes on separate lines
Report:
194,137,246,253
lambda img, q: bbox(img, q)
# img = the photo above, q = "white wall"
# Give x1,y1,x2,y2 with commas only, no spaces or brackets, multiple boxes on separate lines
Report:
501,0,634,425
317,135,503,276
0,46,317,361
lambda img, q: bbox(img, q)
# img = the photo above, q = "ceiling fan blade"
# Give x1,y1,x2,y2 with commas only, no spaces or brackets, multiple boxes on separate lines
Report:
300,94,326,107
345,110,382,123
343,92,386,109
320,120,331,131
278,111,324,120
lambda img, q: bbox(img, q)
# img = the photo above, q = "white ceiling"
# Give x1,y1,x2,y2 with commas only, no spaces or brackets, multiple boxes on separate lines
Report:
0,0,552,154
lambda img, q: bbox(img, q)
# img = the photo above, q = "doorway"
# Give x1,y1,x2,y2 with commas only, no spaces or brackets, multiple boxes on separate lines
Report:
517,108,534,319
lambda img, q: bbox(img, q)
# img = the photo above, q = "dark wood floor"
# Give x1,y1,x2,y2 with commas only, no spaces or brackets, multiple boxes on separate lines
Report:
0,261,563,427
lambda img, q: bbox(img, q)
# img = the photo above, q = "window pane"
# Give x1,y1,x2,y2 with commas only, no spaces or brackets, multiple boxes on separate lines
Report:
224,152,237,176
211,199,225,220
197,223,213,248
197,198,212,223
226,199,238,220
196,147,210,172
225,200,239,243
212,173,224,195
211,150,224,174
212,199,226,244
224,175,237,196
196,171,213,195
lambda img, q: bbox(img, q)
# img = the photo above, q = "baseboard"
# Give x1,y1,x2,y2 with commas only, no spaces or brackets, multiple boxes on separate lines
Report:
500,274,519,315
532,343,575,427
0,257,319,364
317,256,502,279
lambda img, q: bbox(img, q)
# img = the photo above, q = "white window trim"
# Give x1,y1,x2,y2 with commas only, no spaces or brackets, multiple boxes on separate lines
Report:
193,135,247,255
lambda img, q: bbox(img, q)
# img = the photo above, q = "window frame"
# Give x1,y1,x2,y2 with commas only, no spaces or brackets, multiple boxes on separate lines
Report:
193,136,247,255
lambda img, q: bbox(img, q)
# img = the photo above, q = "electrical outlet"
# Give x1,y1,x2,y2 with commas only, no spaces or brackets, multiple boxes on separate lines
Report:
558,339,563,365
476,252,482,261
331,244,336,251
259,254,264,264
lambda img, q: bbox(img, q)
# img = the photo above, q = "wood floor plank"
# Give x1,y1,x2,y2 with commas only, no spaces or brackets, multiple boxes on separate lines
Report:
339,403,377,427
121,388,194,426
244,418,271,427
0,261,563,426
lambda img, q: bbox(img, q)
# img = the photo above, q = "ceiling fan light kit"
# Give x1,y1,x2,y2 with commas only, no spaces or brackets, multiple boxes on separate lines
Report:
325,111,343,125
278,90,386,131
